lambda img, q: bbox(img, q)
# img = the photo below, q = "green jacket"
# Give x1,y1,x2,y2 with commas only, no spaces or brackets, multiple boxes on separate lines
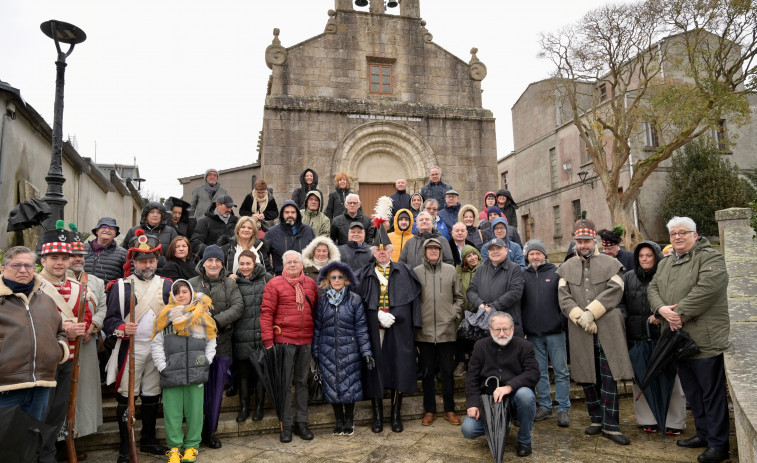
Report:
648,237,730,359
456,245,482,314
414,239,464,343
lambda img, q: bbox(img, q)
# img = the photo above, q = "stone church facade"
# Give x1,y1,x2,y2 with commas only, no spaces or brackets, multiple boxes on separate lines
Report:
259,0,498,210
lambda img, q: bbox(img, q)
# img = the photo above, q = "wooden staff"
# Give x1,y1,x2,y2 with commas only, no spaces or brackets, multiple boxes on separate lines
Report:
65,278,87,463
127,286,140,462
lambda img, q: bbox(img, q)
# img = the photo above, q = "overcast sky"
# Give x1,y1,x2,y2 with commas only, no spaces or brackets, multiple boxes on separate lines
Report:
0,0,606,200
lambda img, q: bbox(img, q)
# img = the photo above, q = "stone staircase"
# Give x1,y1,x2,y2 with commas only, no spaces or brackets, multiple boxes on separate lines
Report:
77,372,633,451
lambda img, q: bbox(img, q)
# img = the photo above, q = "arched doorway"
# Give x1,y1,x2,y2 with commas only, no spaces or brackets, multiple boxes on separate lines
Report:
333,121,436,210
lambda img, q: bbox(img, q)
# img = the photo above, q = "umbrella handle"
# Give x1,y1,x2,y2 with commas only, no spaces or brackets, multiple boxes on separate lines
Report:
645,318,653,341
484,376,500,389
273,325,282,335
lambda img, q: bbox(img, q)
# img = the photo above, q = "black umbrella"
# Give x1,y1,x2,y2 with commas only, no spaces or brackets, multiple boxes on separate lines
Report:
479,376,512,463
0,405,56,461
250,344,295,427
638,327,700,392
7,198,51,231
629,320,675,436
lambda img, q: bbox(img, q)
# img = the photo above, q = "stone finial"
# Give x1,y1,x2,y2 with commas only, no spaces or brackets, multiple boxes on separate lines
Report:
469,47,487,81
325,10,338,34
265,28,287,69
421,20,433,42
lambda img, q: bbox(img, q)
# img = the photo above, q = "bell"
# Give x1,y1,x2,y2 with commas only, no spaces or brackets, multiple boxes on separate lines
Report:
355,0,368,6
387,0,399,7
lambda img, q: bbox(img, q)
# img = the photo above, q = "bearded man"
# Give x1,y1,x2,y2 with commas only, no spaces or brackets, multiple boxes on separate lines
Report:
461,312,539,457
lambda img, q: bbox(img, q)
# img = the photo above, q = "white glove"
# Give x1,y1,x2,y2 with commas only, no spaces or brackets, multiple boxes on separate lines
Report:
377,310,396,328
577,310,595,329
584,321,598,334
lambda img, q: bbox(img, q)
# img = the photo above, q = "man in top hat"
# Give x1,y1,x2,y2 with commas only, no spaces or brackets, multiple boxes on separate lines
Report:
36,220,92,463
67,224,106,448
104,229,172,461
555,216,633,445
84,217,128,283
598,228,635,272
356,227,422,434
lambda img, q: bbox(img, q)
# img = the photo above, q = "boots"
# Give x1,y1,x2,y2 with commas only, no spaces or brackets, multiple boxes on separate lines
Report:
371,398,384,433
140,395,169,455
116,397,130,463
343,403,355,435
390,390,403,433
252,380,265,421
332,404,345,435
236,377,250,422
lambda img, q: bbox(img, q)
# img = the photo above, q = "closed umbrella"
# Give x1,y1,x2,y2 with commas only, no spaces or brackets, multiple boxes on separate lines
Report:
250,344,295,427
638,327,700,392
7,198,51,231
0,405,56,461
479,376,512,463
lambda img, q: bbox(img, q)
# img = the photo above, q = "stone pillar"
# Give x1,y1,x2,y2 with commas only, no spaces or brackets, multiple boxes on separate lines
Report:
335,0,352,10
401,0,421,18
369,0,384,14
715,207,752,254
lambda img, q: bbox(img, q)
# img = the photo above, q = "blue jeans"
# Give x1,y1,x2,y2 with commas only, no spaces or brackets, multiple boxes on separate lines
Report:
0,386,52,421
461,387,536,444
529,332,570,412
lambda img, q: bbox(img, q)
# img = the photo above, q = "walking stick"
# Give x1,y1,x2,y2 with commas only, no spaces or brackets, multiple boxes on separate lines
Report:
65,278,87,462
127,286,140,462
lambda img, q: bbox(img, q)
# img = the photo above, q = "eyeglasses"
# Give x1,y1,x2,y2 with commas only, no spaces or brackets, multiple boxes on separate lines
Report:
425,208,438,211
330,275,345,280
99,225,116,230
346,201,359,205
284,261,301,266
491,326,514,333
669,231,693,238
5,263,35,271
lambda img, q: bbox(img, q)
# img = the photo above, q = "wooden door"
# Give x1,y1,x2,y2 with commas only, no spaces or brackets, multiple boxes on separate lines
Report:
358,183,396,217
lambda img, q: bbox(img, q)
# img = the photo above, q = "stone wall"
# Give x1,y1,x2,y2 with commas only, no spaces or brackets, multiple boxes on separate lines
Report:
717,207,757,463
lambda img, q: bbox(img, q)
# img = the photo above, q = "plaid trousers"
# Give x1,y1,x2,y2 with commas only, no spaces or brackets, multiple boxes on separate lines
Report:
581,335,620,432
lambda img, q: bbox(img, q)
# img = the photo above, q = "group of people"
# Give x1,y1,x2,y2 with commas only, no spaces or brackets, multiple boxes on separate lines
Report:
0,164,731,463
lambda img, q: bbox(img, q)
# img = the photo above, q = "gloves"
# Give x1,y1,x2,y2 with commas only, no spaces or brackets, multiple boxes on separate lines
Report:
364,355,375,370
584,321,598,334
377,310,395,328
577,310,595,329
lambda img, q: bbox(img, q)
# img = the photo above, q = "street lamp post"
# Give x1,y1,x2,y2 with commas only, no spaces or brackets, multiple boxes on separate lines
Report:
38,20,86,237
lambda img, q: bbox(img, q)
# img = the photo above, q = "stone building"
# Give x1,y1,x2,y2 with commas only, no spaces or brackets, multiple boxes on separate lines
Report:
254,0,498,211
499,65,757,255
0,80,144,249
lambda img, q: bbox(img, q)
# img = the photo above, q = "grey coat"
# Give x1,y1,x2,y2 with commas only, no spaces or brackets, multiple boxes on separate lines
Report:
414,252,464,343
398,230,454,268
189,271,244,357
556,250,633,383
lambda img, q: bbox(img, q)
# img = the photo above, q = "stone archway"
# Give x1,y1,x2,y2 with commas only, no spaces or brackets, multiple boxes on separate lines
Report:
333,121,435,193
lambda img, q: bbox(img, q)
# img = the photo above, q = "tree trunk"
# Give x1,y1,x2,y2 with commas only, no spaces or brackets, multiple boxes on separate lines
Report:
609,198,643,250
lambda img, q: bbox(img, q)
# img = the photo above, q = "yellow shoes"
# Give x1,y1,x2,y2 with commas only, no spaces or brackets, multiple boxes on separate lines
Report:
181,447,198,463
167,448,181,463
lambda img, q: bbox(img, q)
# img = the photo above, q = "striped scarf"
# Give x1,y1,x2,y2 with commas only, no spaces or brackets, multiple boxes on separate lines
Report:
283,270,306,311
153,292,217,340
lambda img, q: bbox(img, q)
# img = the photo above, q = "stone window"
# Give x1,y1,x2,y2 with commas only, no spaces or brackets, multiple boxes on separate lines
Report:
549,147,558,190
599,83,607,101
501,171,509,189
643,122,659,149
369,64,393,94
553,205,562,238
711,119,729,153
572,199,581,221
579,132,591,165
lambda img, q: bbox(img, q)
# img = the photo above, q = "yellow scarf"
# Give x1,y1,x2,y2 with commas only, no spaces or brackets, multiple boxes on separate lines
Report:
153,292,217,340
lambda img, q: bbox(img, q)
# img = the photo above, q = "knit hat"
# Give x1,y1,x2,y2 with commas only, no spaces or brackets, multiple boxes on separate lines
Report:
487,205,503,217
200,244,225,267
523,238,547,259
91,217,120,236
40,220,73,255
573,211,596,240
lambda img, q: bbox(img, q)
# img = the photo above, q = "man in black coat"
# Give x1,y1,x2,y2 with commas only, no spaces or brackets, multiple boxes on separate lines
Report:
190,194,239,257
520,239,571,427
263,200,315,275
467,238,525,337
330,193,374,245
355,243,421,434
388,178,411,231
122,202,178,257
462,311,539,457
338,222,374,271
420,166,453,206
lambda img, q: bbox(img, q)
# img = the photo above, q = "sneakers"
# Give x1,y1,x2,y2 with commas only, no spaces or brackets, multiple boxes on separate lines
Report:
642,425,659,433
665,428,682,436
453,362,466,377
557,411,570,427
181,448,198,463
166,448,181,463
534,407,552,421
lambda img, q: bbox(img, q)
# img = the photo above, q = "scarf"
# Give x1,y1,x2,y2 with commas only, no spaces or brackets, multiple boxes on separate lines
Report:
90,240,106,256
253,194,268,215
153,292,217,340
2,276,35,297
204,181,220,196
312,257,329,270
283,270,306,311
326,287,346,307
215,209,231,224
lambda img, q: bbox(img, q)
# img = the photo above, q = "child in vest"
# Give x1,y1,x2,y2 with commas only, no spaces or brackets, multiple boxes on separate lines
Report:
152,280,217,463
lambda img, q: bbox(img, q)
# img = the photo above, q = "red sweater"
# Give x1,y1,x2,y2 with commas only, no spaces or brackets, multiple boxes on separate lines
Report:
260,275,318,348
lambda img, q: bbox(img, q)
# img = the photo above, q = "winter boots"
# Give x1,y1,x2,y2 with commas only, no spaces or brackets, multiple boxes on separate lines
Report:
390,390,404,433
371,398,384,433
139,395,169,455
236,377,250,422
343,403,355,435
252,380,266,421
332,404,345,435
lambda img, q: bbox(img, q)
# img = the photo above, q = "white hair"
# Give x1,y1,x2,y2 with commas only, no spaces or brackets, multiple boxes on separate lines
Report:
416,211,432,221
430,166,442,174
489,311,514,328
666,216,697,233
423,198,439,209
345,193,360,204
282,250,303,263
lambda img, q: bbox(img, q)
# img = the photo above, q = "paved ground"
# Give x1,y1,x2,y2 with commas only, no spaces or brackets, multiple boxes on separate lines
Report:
81,395,738,462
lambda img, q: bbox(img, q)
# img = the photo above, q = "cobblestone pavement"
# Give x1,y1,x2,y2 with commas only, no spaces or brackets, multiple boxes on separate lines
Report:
82,395,738,462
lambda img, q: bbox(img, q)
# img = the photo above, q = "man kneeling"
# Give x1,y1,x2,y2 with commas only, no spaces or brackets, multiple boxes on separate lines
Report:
462,312,539,457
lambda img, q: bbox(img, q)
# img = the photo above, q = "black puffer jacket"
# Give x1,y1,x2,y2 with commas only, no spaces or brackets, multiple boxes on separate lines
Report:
620,241,663,343
233,264,272,360
222,237,271,274
190,202,239,257
291,168,323,210
83,241,127,282
520,261,565,337
263,200,316,275
122,202,178,256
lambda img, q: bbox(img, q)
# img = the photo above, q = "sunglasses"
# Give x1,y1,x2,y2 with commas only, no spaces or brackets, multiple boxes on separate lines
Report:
330,275,345,280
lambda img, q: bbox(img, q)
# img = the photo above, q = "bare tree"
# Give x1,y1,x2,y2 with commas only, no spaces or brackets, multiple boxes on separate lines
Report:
540,0,755,246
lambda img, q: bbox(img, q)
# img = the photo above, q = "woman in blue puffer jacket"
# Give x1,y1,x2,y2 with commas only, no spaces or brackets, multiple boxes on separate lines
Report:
313,261,374,436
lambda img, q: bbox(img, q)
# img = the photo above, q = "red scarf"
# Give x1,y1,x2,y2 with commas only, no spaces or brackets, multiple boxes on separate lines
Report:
283,270,306,311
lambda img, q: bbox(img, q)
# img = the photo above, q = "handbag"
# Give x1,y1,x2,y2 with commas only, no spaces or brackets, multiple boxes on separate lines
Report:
308,365,325,404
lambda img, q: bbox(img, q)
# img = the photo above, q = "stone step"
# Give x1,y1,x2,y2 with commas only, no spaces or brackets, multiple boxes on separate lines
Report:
79,381,633,451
